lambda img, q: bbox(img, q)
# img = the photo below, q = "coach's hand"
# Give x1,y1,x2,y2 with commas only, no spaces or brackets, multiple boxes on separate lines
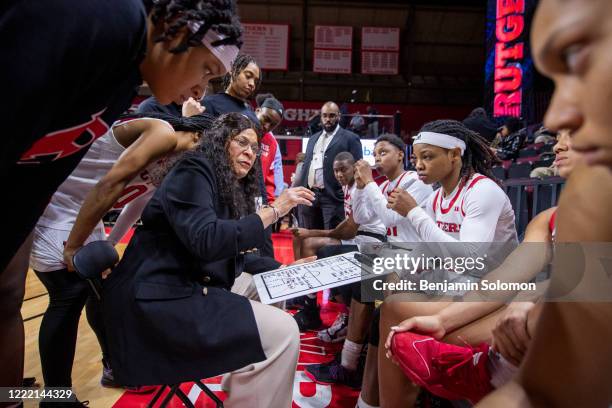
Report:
281,255,317,268
387,189,417,216
274,187,315,216
354,160,374,188
384,315,446,364
491,301,534,366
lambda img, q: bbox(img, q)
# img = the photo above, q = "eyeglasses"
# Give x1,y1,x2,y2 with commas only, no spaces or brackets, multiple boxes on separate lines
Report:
233,135,260,157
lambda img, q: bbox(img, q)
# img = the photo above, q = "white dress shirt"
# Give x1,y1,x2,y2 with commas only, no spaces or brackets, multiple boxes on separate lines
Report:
307,124,340,188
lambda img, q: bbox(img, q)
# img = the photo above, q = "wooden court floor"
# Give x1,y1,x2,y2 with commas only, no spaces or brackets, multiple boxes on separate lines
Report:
21,246,129,407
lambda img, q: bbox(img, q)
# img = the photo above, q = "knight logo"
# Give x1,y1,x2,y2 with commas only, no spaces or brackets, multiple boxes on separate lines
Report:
19,109,109,164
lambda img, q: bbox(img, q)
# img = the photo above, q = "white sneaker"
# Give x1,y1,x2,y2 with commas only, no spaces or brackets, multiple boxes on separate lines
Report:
317,312,349,343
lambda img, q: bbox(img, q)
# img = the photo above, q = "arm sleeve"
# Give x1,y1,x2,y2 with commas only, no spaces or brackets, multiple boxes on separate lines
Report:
351,187,373,225
273,147,285,196
107,188,155,245
160,156,265,262
358,182,407,227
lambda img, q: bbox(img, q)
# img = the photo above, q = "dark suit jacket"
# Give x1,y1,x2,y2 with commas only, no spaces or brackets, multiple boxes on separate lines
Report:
297,126,363,202
103,154,267,386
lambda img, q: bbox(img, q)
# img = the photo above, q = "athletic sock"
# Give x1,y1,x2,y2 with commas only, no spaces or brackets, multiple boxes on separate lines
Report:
487,347,518,388
341,339,363,371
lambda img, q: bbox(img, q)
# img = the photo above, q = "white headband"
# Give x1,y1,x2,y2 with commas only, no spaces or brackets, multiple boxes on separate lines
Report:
413,131,466,155
187,22,239,73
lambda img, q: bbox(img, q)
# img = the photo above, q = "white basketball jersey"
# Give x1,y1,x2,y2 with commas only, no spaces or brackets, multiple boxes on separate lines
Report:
31,118,172,272
426,173,517,242
380,171,432,242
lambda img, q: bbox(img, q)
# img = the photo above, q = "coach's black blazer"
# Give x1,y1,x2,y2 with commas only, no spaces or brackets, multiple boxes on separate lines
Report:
297,126,363,202
102,153,267,386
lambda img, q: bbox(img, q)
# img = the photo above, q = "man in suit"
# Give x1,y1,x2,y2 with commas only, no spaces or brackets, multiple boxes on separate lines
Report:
297,101,363,230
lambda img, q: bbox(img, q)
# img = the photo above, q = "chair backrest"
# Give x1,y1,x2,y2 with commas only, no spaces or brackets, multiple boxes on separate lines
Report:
508,162,532,179
518,148,538,158
534,158,554,169
515,156,538,165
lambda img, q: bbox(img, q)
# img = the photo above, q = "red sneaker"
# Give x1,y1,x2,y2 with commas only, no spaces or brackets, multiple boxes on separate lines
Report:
391,331,493,403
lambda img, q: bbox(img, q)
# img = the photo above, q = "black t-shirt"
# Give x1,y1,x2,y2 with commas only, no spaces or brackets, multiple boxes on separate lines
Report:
137,96,182,117
201,93,259,125
1,0,147,269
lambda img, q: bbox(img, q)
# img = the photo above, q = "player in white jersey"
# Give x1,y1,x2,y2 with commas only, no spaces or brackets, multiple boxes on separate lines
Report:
292,151,386,259
352,134,432,243
386,120,517,261
302,134,432,392
373,119,517,407
29,113,213,391
379,128,585,406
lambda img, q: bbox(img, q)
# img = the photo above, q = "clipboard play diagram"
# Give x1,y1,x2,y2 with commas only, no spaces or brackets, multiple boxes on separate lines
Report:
253,251,372,304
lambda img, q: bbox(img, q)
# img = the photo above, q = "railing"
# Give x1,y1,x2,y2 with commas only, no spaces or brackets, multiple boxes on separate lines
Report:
502,176,565,237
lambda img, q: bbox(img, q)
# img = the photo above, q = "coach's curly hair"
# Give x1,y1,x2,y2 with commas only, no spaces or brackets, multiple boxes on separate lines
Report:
222,54,261,98
419,119,501,183
200,112,262,218
143,0,243,53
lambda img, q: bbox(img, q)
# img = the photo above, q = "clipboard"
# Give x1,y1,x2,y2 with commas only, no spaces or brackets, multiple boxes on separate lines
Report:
253,251,370,304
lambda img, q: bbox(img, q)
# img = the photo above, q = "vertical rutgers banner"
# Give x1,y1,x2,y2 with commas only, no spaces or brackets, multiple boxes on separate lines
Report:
485,0,538,121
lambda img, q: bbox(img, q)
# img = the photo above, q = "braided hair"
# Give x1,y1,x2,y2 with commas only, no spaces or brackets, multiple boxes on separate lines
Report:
222,54,262,96
199,112,262,218
143,0,243,54
419,119,501,183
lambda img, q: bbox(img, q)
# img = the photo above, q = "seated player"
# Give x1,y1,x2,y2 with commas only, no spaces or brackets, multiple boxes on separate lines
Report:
302,134,431,398
376,119,518,407
384,128,583,405
292,151,386,259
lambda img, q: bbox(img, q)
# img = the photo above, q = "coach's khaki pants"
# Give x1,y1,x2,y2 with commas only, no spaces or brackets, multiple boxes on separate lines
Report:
222,299,300,407
232,272,285,309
